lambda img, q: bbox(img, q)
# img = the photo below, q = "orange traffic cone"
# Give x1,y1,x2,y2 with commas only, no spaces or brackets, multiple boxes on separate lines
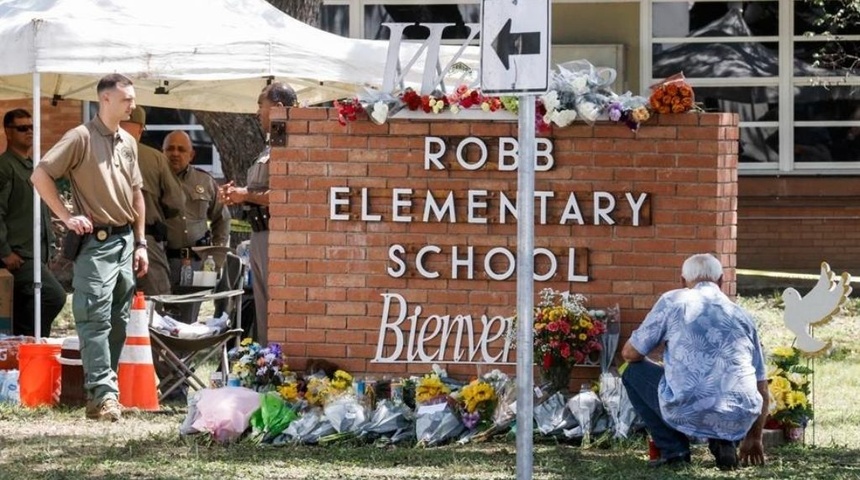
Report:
117,291,160,411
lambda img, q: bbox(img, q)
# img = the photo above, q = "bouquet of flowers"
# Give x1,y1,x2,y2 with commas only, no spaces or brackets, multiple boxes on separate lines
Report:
456,379,497,431
648,73,695,114
532,289,606,392
415,372,451,404
227,338,293,394
767,346,813,428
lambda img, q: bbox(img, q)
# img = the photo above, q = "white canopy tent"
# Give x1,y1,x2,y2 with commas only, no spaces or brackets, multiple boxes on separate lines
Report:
0,0,479,111
0,0,479,337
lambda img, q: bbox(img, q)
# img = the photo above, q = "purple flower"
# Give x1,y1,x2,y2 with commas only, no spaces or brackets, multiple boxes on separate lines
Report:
269,343,282,358
608,102,622,122
462,411,480,430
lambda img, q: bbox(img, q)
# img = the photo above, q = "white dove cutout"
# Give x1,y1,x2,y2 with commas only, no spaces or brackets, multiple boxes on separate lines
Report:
782,262,852,356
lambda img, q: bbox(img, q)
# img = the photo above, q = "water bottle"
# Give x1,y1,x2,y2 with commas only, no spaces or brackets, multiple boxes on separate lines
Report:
180,258,193,286
203,255,216,272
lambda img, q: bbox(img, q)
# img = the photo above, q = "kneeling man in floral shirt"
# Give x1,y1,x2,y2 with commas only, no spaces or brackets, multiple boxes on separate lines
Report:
621,253,768,470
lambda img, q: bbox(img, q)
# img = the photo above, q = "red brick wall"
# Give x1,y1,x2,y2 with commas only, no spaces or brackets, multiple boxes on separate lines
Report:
267,107,739,381
738,176,860,275
0,99,83,153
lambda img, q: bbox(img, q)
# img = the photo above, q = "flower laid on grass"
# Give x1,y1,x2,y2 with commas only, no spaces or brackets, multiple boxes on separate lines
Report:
416,372,451,404
227,338,292,392
457,379,497,430
329,370,353,392
767,345,813,428
304,376,331,407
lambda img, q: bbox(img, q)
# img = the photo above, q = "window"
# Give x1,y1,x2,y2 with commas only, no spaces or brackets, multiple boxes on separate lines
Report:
646,0,860,174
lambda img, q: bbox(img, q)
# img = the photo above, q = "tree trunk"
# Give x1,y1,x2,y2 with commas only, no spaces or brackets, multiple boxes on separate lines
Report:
193,0,322,185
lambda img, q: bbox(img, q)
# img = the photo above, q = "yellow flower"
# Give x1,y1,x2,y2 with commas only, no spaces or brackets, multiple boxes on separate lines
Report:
769,376,791,396
416,374,450,404
772,346,796,358
240,337,253,346
278,383,298,402
460,380,496,413
787,391,808,408
578,333,588,341
481,102,491,112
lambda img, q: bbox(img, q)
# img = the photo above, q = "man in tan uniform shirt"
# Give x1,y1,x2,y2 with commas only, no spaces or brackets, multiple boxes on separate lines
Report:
162,130,230,289
220,82,296,347
120,106,184,295
32,74,148,422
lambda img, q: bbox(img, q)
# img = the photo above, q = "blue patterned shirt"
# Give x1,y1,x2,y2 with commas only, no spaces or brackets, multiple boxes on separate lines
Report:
629,282,767,441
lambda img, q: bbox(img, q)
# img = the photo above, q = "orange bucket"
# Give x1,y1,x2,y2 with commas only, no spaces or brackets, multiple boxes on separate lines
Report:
18,343,62,407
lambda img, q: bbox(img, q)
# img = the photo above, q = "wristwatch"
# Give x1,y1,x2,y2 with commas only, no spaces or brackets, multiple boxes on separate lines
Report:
134,239,148,249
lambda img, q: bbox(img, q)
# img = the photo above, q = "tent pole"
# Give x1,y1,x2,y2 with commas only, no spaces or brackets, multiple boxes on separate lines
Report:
32,72,42,341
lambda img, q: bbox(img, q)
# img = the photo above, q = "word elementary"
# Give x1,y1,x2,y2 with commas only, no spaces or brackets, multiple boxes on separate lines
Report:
329,136,651,282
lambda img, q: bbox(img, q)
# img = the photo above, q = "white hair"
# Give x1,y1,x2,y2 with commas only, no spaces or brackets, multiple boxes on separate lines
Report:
681,254,723,283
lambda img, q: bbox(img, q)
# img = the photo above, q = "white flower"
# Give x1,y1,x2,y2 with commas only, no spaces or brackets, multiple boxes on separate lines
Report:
788,372,808,386
570,76,589,95
577,101,600,123
370,101,389,124
549,109,577,127
450,104,460,114
540,91,560,112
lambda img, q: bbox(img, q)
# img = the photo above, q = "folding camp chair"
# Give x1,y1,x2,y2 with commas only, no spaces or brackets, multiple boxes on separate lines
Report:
148,252,245,401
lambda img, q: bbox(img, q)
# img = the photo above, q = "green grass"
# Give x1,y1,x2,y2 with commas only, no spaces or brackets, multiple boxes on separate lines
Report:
2,295,858,479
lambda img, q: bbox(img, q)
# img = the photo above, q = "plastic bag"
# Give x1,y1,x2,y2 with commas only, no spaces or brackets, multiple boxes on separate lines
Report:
249,392,299,443
323,393,369,434
360,399,415,444
415,398,466,446
277,408,336,444
188,387,261,443
534,391,577,437
0,369,19,404
565,388,604,439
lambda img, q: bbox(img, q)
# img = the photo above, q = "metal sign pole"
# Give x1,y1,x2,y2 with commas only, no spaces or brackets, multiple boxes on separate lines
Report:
515,94,536,480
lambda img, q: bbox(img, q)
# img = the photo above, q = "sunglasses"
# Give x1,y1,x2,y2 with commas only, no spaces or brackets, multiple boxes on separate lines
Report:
7,125,34,133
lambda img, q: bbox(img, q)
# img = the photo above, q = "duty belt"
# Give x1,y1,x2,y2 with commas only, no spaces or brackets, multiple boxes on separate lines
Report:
166,233,212,259
92,224,131,242
247,206,270,233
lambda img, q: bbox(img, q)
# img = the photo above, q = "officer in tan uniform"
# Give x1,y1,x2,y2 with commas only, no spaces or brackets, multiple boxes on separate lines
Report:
162,130,230,287
220,82,296,347
119,107,184,295
32,73,148,422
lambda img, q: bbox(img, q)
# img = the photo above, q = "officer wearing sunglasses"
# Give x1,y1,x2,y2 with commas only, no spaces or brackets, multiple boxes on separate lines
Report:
0,108,66,337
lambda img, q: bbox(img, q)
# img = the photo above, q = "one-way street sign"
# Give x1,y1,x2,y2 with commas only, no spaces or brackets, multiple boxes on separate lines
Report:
480,0,550,95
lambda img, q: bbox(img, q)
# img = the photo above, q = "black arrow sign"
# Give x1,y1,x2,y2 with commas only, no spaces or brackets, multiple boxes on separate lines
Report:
491,18,541,70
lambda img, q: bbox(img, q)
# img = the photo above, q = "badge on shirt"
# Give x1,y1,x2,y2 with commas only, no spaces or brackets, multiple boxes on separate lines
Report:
195,185,204,194
119,146,134,164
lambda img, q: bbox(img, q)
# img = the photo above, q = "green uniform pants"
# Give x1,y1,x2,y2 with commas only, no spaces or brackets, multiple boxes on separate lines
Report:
11,259,67,337
71,233,135,403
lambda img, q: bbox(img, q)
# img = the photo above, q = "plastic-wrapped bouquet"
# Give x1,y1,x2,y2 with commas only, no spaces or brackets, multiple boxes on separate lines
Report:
414,372,464,445
649,73,695,114
456,379,497,431
227,338,293,393
767,346,813,428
